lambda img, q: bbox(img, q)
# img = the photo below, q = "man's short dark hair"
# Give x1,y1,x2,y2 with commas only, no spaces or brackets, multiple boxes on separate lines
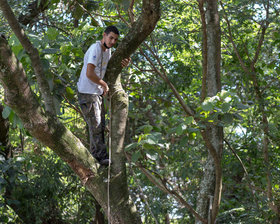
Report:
104,26,119,35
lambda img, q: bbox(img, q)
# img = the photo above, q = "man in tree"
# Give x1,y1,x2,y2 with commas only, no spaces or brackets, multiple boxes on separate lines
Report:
77,26,130,165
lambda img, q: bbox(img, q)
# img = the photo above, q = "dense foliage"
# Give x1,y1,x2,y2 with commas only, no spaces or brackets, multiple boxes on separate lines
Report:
1,0,280,223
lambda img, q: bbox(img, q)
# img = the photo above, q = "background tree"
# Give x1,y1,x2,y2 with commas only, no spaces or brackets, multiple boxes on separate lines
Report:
1,0,280,223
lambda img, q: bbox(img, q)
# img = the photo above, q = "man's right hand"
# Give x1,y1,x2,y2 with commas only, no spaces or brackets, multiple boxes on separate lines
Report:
100,80,109,96
86,64,109,95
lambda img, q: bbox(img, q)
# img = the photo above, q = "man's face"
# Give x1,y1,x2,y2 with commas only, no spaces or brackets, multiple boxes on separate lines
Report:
103,32,119,48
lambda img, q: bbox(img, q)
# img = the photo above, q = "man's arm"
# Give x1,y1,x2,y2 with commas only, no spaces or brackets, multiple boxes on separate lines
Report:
86,63,109,95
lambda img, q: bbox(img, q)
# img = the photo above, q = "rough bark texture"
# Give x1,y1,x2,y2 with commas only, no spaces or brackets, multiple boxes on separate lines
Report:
196,1,223,223
102,0,161,223
0,35,133,223
0,0,160,223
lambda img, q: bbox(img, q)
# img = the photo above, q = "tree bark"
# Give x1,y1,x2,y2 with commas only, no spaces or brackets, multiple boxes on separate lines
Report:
103,1,161,222
0,0,160,223
196,1,223,223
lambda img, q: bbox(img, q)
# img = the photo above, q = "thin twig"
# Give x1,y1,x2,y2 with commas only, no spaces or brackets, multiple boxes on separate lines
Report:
73,0,99,26
116,5,131,27
125,152,207,224
220,1,250,74
224,138,261,210
38,21,71,36
128,163,160,224
62,94,83,115
128,0,135,24
138,45,195,116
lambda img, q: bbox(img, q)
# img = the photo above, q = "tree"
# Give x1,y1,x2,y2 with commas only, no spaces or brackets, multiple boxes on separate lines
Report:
196,1,223,223
1,0,280,223
0,0,160,223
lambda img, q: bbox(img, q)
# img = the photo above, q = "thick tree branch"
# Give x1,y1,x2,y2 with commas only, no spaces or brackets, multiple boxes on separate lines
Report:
0,0,56,114
0,35,100,173
0,34,119,219
199,1,223,223
198,0,208,101
101,0,161,222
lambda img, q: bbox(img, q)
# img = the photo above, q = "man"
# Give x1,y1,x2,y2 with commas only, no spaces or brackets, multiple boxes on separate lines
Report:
77,26,130,165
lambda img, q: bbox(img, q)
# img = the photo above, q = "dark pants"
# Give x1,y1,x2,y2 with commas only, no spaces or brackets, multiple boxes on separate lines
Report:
78,93,108,162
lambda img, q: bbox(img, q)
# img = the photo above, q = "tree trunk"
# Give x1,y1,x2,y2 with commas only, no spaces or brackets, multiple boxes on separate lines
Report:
93,198,105,224
0,0,160,223
196,1,223,223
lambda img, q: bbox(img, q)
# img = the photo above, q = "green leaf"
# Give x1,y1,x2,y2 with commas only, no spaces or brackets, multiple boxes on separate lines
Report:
180,136,189,147
6,199,20,206
0,177,7,184
222,113,234,124
125,143,138,151
54,79,62,84
176,123,186,135
146,152,158,161
41,58,50,72
233,113,243,121
220,90,232,100
142,138,157,145
221,103,231,113
66,87,74,96
2,106,11,119
202,102,214,111
73,5,84,20
10,113,23,129
72,48,84,58
47,28,59,40
185,116,193,125
42,48,60,54
236,103,249,110
138,124,153,134
131,151,141,163
18,175,28,181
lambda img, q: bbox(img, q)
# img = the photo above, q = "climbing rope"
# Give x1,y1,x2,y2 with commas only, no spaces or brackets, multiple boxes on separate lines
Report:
107,88,124,224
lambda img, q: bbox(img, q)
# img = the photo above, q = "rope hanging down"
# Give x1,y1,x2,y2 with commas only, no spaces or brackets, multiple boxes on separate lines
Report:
107,88,125,224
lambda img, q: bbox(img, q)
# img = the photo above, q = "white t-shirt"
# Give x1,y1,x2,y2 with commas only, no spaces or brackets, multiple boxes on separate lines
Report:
77,41,111,95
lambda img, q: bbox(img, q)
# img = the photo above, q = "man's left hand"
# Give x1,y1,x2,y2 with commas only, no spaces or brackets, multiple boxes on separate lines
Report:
121,57,131,67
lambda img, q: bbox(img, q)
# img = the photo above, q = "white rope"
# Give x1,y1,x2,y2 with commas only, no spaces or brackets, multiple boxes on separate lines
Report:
107,88,124,224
